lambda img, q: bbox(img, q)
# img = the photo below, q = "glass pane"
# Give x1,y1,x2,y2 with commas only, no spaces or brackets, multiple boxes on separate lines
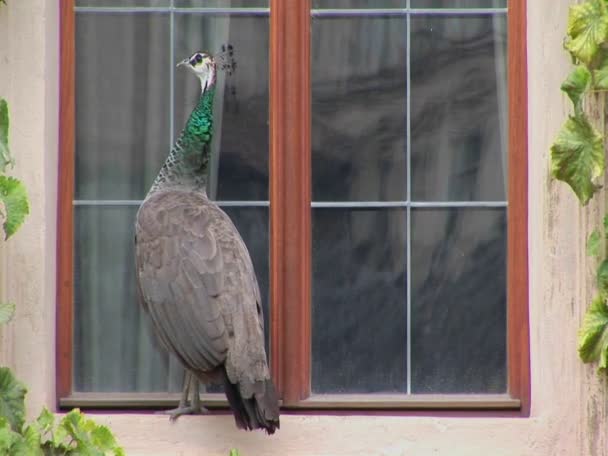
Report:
312,17,407,201
410,208,506,393
410,14,507,201
176,0,269,6
312,209,407,393
174,14,269,200
77,0,171,6
313,0,405,7
75,13,170,200
411,0,506,7
74,206,184,392
74,205,269,392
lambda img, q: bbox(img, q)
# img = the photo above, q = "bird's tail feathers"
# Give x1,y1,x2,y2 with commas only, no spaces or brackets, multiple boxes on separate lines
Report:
222,368,280,434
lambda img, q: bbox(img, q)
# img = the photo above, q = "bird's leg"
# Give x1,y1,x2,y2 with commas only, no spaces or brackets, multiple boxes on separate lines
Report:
160,371,209,421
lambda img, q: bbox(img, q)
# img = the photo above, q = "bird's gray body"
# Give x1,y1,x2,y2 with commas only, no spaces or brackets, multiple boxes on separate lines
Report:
134,49,278,433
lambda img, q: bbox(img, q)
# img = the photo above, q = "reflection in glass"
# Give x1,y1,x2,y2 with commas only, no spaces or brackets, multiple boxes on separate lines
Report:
313,0,405,7
410,14,507,201
411,0,506,7
174,15,269,200
176,0,269,6
74,206,183,392
76,0,171,6
410,208,506,393
75,13,171,200
312,17,407,201
312,209,407,393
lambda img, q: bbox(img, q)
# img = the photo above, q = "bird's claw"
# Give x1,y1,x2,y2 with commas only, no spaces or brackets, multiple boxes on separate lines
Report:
157,404,210,421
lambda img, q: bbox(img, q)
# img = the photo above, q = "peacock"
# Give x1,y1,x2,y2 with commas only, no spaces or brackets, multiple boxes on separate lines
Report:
134,49,279,434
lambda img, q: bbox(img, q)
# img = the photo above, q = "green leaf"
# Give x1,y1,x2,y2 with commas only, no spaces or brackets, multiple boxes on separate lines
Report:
598,260,608,296
90,425,117,450
588,230,601,257
0,98,12,173
565,0,608,66
0,367,27,433
578,296,608,370
35,407,54,435
0,417,19,453
12,425,43,456
562,65,591,112
0,302,15,325
593,53,608,89
551,113,605,205
604,214,608,235
0,175,29,239
229,450,241,456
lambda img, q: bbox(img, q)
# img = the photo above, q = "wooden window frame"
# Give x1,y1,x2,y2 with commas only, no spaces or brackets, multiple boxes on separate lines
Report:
57,0,529,415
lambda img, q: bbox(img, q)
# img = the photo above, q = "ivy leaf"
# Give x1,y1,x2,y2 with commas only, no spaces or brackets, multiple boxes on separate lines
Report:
0,175,29,239
12,425,43,456
562,64,591,112
593,53,608,89
0,302,15,325
0,98,12,173
579,296,608,370
598,260,608,296
0,417,21,453
565,0,608,66
0,367,27,433
588,230,601,257
551,113,605,205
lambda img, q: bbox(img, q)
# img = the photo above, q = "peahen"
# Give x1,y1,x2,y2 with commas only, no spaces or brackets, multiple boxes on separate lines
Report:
134,49,279,434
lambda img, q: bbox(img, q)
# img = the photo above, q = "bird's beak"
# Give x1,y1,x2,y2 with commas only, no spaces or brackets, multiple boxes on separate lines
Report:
176,58,189,68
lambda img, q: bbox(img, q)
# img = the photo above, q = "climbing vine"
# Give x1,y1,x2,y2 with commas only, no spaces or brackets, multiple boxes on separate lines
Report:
551,0,608,372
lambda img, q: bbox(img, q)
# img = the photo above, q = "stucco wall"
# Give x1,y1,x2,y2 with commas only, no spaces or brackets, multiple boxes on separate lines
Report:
1,1,607,455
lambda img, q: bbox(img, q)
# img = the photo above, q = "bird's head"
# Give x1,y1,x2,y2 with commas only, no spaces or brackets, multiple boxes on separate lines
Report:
177,51,216,92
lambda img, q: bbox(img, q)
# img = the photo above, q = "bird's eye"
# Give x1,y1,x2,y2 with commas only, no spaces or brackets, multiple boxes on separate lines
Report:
195,54,203,63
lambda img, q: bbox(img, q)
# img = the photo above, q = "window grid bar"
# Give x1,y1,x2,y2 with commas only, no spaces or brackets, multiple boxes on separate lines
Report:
72,200,507,208
74,6,506,16
311,8,506,17
74,6,270,15
405,0,412,396
169,0,175,150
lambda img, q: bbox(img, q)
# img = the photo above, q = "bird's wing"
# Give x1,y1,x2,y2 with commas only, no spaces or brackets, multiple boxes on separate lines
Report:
135,190,229,373
208,207,271,398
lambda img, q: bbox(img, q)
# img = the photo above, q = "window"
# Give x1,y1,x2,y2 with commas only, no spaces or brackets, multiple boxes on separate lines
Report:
58,0,528,412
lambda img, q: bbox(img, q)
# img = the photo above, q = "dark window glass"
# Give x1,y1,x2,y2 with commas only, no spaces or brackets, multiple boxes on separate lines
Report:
312,16,407,202
312,209,407,393
410,15,507,202
410,208,507,393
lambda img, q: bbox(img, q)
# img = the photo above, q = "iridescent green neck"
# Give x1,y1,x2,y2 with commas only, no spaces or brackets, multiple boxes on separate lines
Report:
147,85,216,196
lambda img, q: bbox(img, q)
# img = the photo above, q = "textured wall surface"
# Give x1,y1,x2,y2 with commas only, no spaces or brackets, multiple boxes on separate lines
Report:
1,0,608,455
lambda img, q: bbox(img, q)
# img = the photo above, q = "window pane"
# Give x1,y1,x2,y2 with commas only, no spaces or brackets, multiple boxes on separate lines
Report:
312,209,407,393
313,0,405,7
410,14,507,201
174,14,269,200
312,17,407,202
74,206,184,392
411,0,506,7
410,208,506,393
75,13,170,200
176,0,269,6
76,0,171,6
74,10,269,394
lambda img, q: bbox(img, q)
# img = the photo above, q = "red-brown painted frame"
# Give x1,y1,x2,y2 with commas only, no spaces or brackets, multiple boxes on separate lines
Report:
57,0,529,413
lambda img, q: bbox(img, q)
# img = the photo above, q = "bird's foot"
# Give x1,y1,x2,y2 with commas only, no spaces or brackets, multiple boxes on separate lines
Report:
157,404,210,421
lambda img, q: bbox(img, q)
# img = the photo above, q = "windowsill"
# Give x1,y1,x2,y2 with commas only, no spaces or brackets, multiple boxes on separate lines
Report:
59,392,520,411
